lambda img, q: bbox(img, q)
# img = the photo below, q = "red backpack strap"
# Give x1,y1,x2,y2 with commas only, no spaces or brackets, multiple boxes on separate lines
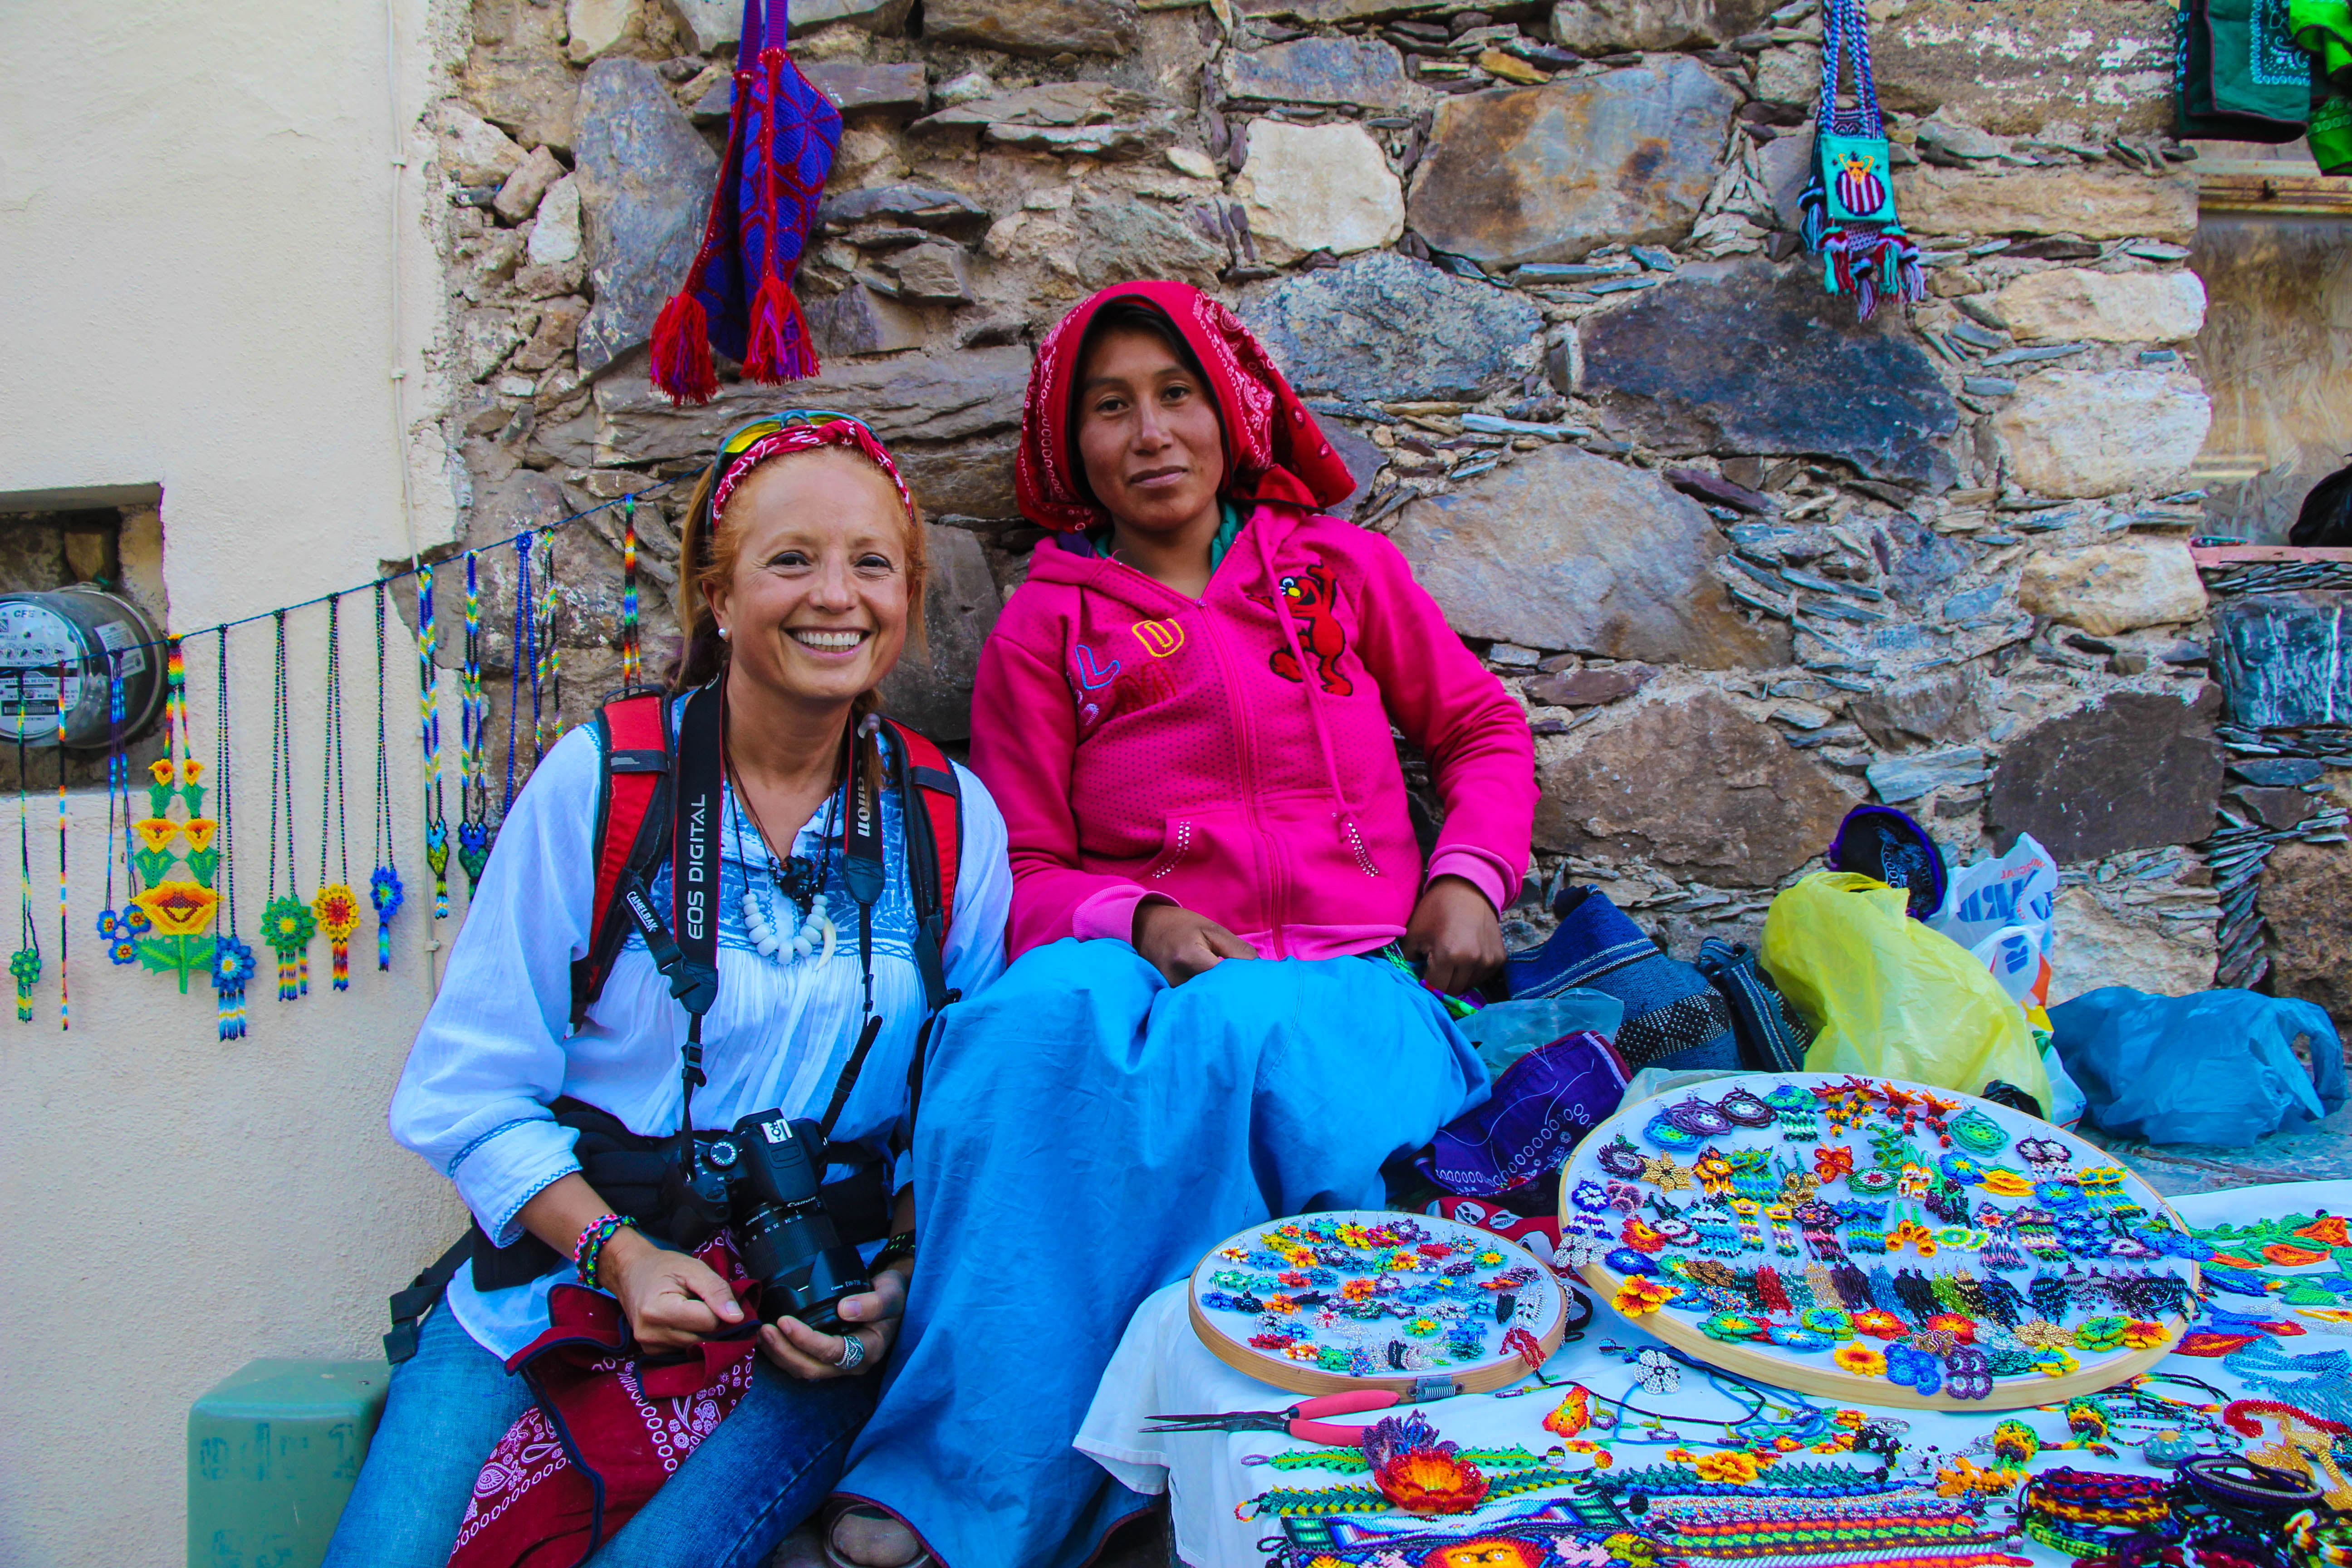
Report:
878,717,962,1007
569,692,676,1027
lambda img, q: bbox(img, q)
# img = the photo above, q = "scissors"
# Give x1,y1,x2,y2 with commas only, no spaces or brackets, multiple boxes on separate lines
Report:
1145,1389,1404,1443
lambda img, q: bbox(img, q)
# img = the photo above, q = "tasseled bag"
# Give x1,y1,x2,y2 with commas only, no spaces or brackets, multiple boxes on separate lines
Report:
1798,0,1924,323
649,0,842,405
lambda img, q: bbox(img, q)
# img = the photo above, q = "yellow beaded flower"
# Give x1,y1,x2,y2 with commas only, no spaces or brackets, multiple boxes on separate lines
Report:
1833,1343,1887,1378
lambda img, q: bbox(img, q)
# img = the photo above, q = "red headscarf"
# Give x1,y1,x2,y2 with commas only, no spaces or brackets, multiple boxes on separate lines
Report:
1014,280,1357,533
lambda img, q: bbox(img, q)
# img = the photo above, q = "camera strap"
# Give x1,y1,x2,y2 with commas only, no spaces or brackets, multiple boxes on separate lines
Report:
618,682,723,1154
822,719,887,1142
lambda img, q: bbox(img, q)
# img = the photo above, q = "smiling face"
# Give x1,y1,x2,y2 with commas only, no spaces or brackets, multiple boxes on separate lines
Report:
1073,323,1226,541
703,447,914,709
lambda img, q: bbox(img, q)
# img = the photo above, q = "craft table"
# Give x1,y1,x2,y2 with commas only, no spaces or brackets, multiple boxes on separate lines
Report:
1076,1181,2352,1568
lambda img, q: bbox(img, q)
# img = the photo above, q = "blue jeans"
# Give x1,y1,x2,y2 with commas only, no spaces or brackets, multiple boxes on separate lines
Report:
325,1303,874,1568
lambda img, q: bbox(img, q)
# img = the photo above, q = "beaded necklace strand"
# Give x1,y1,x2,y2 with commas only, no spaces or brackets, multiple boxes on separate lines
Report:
726,736,839,963
259,612,315,1000
534,531,560,760
619,500,642,694
417,563,449,919
311,597,361,990
54,706,67,1032
368,584,403,970
96,654,143,966
210,630,255,1039
11,719,40,1021
456,552,492,892
503,534,536,818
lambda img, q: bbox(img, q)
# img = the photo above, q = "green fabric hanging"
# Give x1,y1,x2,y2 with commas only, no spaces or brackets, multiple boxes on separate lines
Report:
2312,92,2352,171
2180,0,2314,142
2293,0,2352,89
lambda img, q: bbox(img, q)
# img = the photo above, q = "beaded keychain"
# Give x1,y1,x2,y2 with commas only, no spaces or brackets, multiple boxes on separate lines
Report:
310,597,362,990
208,629,256,1039
94,652,147,966
11,720,40,1022
619,499,642,694
455,552,493,893
416,562,449,919
368,584,403,970
258,611,317,1000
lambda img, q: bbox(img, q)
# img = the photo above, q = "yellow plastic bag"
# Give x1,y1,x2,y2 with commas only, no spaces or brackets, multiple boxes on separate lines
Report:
1760,872,2053,1108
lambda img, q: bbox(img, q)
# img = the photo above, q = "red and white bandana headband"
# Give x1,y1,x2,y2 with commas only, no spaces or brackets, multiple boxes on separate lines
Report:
710,418,915,521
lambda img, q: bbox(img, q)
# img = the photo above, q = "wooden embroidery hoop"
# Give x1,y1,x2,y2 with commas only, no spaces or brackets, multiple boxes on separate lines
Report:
1186,1210,1571,1397
1564,1073,2203,1413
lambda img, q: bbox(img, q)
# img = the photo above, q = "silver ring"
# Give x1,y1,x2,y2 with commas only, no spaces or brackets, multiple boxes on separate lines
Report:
833,1330,867,1372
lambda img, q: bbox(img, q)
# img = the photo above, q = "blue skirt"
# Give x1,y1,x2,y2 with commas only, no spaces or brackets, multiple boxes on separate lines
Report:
834,939,1485,1568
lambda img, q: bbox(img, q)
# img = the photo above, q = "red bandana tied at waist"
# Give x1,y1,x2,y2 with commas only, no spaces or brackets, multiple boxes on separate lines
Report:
446,1236,762,1568
1013,280,1357,534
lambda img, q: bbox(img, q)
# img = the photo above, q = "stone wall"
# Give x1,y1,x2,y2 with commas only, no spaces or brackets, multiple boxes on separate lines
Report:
424,0,2347,1018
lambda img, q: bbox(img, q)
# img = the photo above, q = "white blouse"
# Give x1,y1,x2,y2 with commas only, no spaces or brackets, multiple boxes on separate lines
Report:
389,711,1011,1359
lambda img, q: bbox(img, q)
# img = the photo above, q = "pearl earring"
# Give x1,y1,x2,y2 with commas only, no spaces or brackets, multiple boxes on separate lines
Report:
718,626,730,640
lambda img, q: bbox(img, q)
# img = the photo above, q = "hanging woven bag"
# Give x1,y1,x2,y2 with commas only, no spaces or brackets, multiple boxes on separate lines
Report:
1797,0,1925,322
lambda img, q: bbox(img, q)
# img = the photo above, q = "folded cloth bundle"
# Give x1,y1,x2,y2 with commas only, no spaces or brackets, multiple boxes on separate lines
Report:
2178,0,2313,142
1503,887,1737,1073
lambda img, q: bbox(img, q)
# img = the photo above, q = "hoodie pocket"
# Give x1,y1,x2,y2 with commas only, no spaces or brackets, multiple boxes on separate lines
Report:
1138,816,1200,885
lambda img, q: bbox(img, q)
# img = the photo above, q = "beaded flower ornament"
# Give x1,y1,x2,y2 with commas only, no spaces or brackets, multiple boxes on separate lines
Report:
1188,1210,1570,1396
1561,1072,2204,1411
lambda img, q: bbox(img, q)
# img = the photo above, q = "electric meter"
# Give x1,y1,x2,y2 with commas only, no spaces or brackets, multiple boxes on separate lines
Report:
0,587,165,748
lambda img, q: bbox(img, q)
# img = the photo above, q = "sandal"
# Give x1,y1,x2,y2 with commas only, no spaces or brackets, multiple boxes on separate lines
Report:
823,1505,933,1568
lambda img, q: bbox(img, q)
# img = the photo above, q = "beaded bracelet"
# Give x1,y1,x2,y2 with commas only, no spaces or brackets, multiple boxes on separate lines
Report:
2287,1507,2352,1568
574,1212,634,1291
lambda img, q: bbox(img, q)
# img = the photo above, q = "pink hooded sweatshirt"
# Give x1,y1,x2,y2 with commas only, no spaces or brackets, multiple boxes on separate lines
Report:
968,501,1538,961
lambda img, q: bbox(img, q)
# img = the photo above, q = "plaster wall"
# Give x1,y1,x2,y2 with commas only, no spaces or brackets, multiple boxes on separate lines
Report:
0,5,465,1564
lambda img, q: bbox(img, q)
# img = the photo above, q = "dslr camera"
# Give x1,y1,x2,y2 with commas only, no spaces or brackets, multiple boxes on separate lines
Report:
686,1109,872,1333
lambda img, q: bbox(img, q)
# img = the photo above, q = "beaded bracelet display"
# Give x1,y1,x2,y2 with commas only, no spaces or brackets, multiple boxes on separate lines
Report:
2288,1507,2352,1568
574,1212,634,1291
2018,1467,2179,1560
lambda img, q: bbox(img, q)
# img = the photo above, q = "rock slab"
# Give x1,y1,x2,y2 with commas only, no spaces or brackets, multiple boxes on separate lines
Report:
2262,838,2352,1029
573,59,719,377
1236,251,1541,402
1579,260,1960,490
1850,666,1992,748
593,345,1031,516
2014,539,2209,636
2046,889,2215,1006
1995,370,2211,498
1073,195,1227,289
1407,59,1740,267
1390,443,1791,669
1987,686,2225,862
1550,0,1770,53
1528,664,1658,707
1995,268,2207,345
1227,36,1408,108
923,0,1141,55
1236,120,1405,264
1894,167,2198,243
2214,593,2352,730
1876,0,2175,136
1531,688,1854,882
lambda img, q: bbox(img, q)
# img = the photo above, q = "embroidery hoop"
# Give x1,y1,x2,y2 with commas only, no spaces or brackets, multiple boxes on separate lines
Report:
1562,1071,2201,1412
1186,1209,1570,1397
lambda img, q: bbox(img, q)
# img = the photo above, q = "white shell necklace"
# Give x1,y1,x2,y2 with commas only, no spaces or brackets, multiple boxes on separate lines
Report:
727,746,842,969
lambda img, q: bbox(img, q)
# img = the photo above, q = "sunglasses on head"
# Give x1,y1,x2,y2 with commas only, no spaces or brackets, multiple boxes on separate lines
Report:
712,408,875,464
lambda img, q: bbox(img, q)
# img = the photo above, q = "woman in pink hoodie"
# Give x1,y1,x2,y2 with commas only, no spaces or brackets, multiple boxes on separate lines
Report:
826,282,1536,1568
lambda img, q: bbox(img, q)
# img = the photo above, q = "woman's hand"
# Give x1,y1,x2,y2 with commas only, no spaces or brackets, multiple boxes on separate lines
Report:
762,1263,909,1380
1134,900,1258,985
603,1229,749,1351
1402,875,1504,996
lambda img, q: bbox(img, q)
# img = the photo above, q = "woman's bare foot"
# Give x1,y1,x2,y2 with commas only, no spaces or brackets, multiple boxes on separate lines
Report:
825,1505,928,1568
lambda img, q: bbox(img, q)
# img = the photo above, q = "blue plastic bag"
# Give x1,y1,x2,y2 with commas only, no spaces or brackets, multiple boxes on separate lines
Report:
2049,986,2347,1147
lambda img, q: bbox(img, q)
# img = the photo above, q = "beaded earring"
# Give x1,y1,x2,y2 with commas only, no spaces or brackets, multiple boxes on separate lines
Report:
209,628,256,1039
416,562,450,919
456,552,493,892
310,596,361,990
1948,1106,2009,1155
259,611,317,1001
368,584,403,970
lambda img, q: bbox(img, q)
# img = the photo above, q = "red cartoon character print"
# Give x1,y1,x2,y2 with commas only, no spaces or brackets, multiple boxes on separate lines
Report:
1246,562,1353,696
